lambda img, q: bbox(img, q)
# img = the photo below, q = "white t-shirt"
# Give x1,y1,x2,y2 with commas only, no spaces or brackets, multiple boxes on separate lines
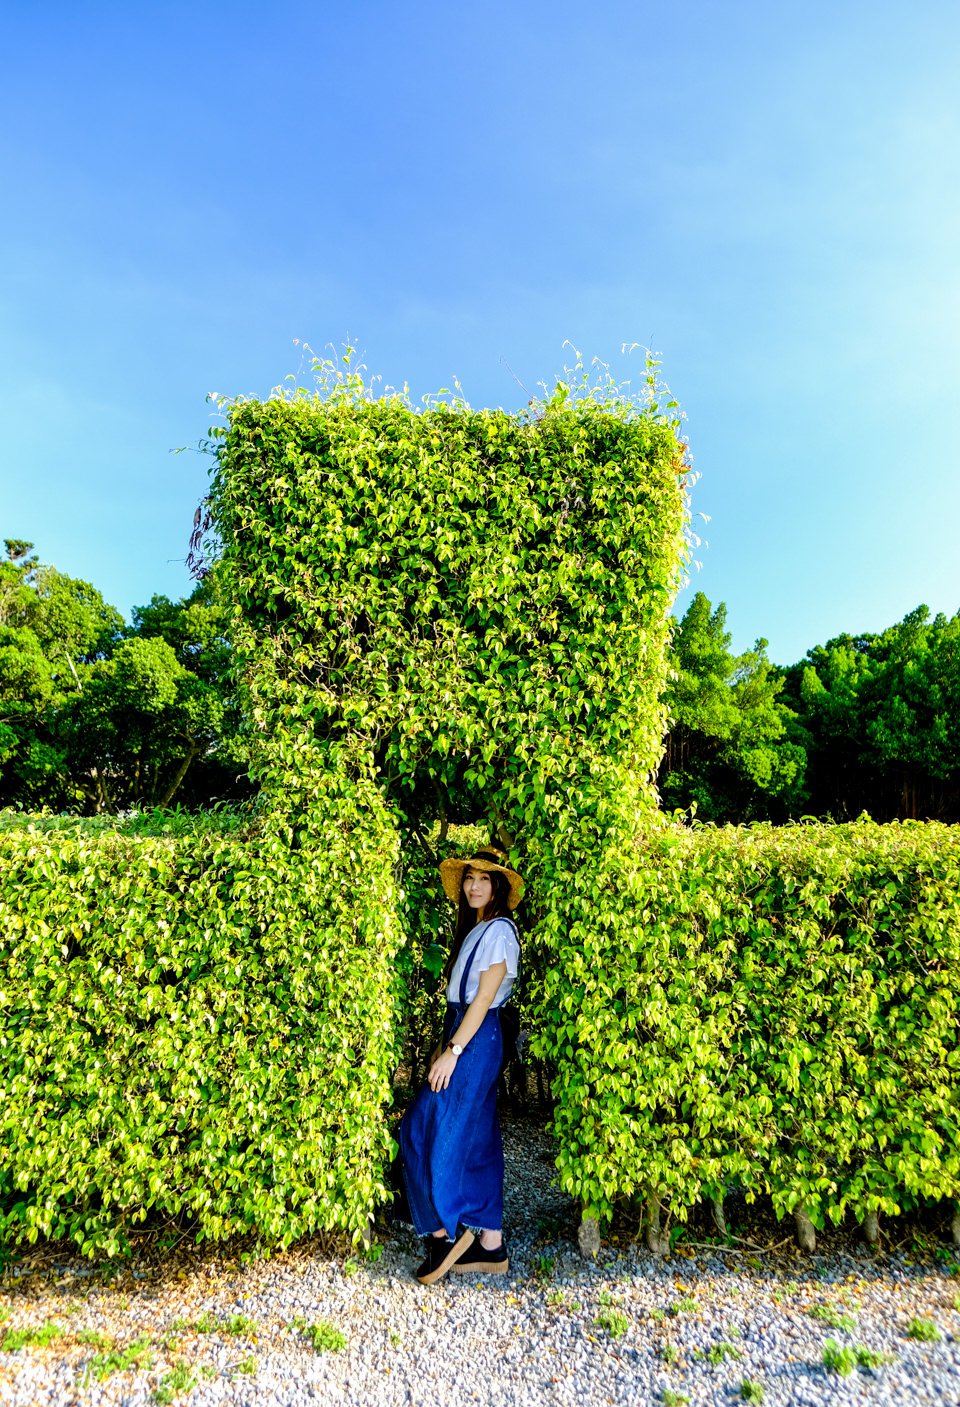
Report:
446,917,520,1009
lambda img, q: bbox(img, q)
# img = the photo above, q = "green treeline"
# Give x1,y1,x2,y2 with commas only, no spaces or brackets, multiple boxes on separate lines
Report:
2,536,957,824
0,539,250,813
660,591,960,824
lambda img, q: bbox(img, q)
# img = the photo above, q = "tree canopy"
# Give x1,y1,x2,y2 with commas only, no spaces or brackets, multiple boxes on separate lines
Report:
0,540,249,812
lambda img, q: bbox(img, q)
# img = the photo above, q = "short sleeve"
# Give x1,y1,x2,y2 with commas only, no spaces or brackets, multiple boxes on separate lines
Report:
477,918,520,981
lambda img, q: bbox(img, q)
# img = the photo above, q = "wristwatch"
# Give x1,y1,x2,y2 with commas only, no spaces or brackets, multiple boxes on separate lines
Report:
447,1041,463,1057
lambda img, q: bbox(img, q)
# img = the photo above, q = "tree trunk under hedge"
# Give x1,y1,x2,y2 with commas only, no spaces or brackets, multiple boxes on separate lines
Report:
793,1205,816,1253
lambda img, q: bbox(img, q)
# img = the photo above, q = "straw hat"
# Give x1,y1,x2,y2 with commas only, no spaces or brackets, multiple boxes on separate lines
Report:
438,846,524,910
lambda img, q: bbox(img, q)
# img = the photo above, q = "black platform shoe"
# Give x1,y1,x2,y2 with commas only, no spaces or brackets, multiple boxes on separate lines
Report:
451,1237,509,1274
415,1227,475,1285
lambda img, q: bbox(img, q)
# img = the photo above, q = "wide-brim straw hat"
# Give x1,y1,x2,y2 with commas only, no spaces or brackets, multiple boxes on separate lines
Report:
438,846,524,910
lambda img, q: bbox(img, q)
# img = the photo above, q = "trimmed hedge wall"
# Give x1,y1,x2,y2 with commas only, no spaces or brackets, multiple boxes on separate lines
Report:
3,814,958,1255
542,817,960,1236
0,812,400,1257
203,368,690,1244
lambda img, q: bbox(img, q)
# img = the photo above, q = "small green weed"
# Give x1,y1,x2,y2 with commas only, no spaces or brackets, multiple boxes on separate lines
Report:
822,1339,894,1375
708,1342,742,1365
224,1314,255,1336
77,1329,110,1348
906,1317,940,1342
855,1346,895,1370
193,1311,218,1333
662,1392,689,1407
342,1259,358,1278
670,1296,697,1316
200,1366,216,1380
953,1293,960,1313
290,1313,307,1331
822,1340,857,1376
597,1289,617,1306
389,1330,402,1347
547,1289,566,1305
741,1380,764,1402
569,1299,582,1312
651,1307,666,1321
661,1342,678,1363
82,1334,152,1386
169,1317,189,1333
536,1255,555,1278
363,1244,383,1264
305,1320,346,1352
594,1309,628,1339
0,1308,9,1325
237,1355,257,1375
2,1323,64,1351
808,1303,856,1332
153,1360,197,1403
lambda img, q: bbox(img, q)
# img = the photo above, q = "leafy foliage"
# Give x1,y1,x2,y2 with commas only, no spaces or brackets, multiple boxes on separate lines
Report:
594,1308,628,1338
304,1320,346,1352
1,1322,63,1351
659,592,805,821
203,349,688,1225
781,604,960,821
0,539,248,813
0,823,400,1257
822,1338,894,1374
906,1317,941,1342
661,596,960,825
82,1334,153,1384
808,1303,856,1332
543,816,960,1227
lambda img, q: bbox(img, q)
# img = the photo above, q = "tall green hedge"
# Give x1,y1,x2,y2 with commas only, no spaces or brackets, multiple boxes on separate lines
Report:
0,815,399,1257
545,817,960,1233
203,360,689,1234
4,812,958,1253
7,358,958,1257
1,360,690,1256
205,365,687,837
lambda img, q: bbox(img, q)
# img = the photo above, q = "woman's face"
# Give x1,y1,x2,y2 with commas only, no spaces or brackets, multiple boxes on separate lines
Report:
462,867,493,911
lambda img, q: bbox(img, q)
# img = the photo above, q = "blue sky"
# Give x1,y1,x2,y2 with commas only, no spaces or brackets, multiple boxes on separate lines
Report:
2,0,958,664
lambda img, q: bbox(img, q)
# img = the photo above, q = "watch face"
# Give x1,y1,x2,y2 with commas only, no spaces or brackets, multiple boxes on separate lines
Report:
452,1044,463,1056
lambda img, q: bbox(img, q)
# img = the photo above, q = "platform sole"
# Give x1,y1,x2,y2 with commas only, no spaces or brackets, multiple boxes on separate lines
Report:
415,1229,476,1285
451,1255,509,1274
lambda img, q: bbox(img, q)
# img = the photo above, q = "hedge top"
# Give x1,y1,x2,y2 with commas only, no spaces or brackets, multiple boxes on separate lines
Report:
202,350,690,840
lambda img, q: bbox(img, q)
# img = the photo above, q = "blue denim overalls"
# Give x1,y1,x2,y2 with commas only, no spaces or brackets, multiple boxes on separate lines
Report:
399,924,519,1237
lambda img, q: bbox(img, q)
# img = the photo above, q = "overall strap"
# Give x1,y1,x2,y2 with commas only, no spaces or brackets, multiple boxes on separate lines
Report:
457,917,521,1007
458,924,490,1008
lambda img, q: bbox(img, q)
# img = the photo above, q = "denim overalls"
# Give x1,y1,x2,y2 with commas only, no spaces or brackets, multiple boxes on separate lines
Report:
399,923,519,1238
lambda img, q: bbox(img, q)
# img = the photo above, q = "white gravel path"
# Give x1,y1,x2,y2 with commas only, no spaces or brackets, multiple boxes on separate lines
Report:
2,1119,959,1407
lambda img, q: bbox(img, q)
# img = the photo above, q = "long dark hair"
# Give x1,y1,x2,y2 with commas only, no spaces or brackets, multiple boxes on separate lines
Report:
443,867,511,980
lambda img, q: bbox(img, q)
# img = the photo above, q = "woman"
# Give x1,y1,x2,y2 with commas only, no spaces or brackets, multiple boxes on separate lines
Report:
399,845,523,1285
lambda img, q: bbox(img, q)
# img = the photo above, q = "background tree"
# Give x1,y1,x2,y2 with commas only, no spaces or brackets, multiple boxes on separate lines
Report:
781,605,960,821
659,591,807,821
123,570,250,808
0,539,249,812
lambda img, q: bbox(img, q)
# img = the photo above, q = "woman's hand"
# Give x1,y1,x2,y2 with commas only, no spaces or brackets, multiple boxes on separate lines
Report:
428,1048,459,1092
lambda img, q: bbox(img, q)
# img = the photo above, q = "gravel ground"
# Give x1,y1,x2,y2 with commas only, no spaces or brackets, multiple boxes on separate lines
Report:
2,1118,959,1407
